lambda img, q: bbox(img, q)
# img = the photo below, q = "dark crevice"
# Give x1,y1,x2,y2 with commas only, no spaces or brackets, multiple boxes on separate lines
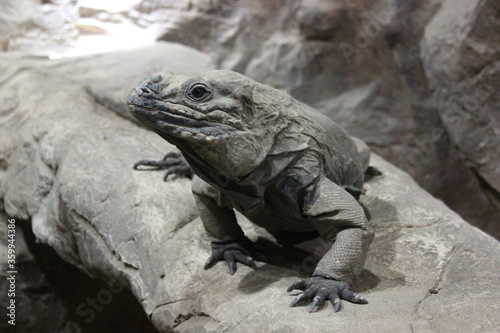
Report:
18,220,159,333
173,311,211,329
471,168,500,214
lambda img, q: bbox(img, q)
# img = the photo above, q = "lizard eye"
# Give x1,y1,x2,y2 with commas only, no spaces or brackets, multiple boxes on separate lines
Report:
188,84,212,101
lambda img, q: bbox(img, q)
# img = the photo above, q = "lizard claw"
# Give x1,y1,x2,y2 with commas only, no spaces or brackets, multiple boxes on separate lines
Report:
287,276,368,313
332,297,341,312
308,295,324,313
204,237,265,274
133,151,193,181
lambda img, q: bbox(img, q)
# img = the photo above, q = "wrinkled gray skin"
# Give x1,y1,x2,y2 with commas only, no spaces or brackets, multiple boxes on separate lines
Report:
128,70,374,313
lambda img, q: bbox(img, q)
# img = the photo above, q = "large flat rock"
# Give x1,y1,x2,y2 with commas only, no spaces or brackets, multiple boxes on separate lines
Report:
1,44,499,332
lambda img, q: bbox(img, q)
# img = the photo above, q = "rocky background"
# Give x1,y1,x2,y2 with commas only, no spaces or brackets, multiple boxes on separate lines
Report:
0,0,499,332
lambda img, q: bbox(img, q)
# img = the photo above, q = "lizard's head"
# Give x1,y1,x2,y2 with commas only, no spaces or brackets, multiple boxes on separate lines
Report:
128,70,293,179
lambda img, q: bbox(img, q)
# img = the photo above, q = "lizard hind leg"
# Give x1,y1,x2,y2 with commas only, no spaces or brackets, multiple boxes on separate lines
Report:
133,151,193,181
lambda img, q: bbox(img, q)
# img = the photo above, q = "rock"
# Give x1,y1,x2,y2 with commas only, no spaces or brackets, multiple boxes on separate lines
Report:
0,0,79,56
1,45,500,332
421,0,500,220
0,212,158,333
0,213,69,333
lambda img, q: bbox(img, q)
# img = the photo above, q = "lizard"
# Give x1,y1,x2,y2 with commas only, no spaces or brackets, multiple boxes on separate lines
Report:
127,70,379,313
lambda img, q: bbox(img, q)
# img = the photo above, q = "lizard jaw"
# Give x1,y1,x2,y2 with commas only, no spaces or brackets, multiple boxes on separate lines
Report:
127,103,235,144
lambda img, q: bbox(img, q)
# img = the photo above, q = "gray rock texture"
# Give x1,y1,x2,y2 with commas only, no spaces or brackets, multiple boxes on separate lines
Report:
1,43,500,332
0,0,79,55
421,0,500,217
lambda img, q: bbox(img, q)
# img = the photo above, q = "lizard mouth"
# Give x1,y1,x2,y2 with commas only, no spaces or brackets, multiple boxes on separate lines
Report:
128,92,236,141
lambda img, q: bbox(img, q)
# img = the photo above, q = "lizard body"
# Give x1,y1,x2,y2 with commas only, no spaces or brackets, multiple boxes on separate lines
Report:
128,70,375,312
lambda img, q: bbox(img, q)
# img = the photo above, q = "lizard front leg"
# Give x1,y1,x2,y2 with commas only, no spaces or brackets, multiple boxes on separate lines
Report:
288,177,374,312
192,176,264,274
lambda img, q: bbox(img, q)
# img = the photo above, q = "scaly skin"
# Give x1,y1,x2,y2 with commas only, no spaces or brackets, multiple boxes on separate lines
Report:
128,70,375,312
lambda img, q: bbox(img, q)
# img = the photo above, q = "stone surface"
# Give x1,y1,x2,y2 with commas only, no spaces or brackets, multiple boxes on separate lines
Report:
1,45,500,332
421,0,500,217
0,0,79,55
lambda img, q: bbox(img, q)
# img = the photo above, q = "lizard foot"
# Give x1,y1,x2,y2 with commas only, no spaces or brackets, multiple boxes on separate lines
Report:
287,277,368,313
133,152,193,181
204,237,266,275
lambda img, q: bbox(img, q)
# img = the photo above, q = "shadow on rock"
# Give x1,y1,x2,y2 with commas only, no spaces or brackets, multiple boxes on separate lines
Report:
249,196,401,294
236,228,384,295
352,269,382,292
361,196,407,291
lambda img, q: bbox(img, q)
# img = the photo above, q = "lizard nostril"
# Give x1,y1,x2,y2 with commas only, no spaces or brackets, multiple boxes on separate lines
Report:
138,86,152,96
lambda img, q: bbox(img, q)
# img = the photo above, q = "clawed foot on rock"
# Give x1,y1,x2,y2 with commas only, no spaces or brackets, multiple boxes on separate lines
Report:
133,152,193,181
204,237,267,275
287,276,368,313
